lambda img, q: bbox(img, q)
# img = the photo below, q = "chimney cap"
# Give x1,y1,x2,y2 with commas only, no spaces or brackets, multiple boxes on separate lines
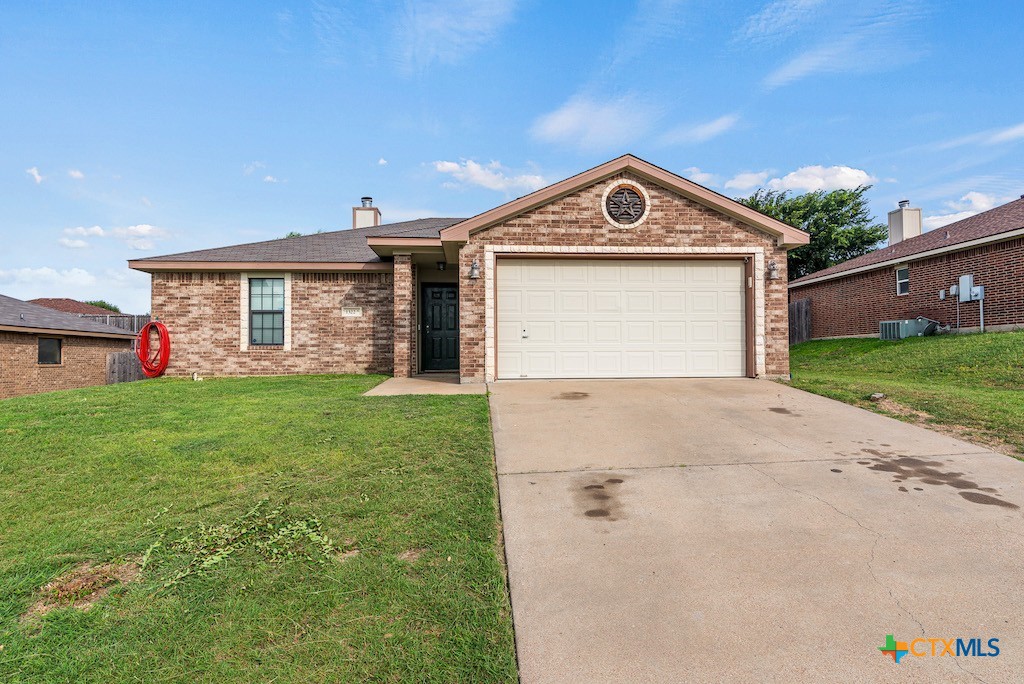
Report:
360,196,373,207
898,199,910,208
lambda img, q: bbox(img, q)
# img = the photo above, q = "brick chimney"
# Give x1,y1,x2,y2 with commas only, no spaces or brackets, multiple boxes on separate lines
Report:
888,199,922,245
352,196,381,229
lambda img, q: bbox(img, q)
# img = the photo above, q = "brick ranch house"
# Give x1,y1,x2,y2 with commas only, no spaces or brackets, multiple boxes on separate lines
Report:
789,195,1024,339
0,294,135,399
129,156,809,383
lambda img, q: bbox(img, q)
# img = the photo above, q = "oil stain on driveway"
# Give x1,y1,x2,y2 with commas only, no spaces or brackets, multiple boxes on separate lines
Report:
490,378,1024,683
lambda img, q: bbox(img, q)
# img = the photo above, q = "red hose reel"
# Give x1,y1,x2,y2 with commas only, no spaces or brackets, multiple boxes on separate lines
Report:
136,321,171,378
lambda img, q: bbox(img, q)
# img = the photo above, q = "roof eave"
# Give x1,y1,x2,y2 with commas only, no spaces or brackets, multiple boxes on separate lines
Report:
789,226,1024,288
128,260,392,273
0,323,136,339
438,154,810,250
366,237,444,258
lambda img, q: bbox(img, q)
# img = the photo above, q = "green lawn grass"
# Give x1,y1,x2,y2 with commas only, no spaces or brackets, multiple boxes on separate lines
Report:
788,331,1024,457
0,375,517,683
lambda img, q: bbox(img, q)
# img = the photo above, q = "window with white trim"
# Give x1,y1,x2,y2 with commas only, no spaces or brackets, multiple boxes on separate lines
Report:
895,266,910,296
249,278,285,345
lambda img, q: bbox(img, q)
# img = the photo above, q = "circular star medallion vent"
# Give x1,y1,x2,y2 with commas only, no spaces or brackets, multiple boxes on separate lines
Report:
601,181,651,228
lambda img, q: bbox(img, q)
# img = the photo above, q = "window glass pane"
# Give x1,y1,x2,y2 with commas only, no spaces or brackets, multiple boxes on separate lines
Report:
271,294,284,311
38,338,61,364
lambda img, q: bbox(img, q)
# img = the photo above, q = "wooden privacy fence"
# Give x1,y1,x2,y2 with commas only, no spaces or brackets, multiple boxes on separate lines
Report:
107,351,145,385
80,314,151,333
789,298,812,345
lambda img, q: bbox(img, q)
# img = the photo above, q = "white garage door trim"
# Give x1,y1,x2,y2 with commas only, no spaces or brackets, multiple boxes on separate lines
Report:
482,245,766,382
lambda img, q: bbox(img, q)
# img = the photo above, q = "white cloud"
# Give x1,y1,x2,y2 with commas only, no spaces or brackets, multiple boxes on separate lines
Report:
60,224,167,251
530,94,661,151
263,175,280,183
109,224,168,250
725,171,771,191
393,0,518,73
662,114,740,145
433,159,545,194
766,165,875,192
988,122,1024,144
923,191,1015,230
761,1,927,89
26,167,44,184
378,158,388,166
243,161,266,175
737,0,825,43
0,266,97,289
681,167,719,186
65,225,106,237
68,169,85,180
935,121,1024,150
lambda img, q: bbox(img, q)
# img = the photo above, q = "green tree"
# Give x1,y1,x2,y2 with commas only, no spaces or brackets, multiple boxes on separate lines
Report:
739,186,887,280
85,300,121,312
284,231,302,238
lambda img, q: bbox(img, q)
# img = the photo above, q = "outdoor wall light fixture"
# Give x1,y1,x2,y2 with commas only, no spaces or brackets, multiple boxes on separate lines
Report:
468,260,481,279
436,261,447,271
767,260,780,281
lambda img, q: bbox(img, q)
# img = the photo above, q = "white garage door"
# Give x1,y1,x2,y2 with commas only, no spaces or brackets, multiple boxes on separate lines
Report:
496,259,746,379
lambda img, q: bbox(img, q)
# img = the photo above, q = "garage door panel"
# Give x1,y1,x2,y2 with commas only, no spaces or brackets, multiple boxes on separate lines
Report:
625,291,654,313
559,351,589,375
658,291,686,313
592,321,622,343
560,321,589,344
526,320,556,343
559,290,589,314
659,321,686,343
624,321,655,344
497,259,745,379
526,290,556,313
559,264,588,284
592,291,621,313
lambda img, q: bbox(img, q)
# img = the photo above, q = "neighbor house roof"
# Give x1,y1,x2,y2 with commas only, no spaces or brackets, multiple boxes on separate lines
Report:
28,298,117,315
129,218,465,272
0,294,137,338
790,197,1024,288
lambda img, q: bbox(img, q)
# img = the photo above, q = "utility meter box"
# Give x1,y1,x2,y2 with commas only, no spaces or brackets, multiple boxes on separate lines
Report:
958,274,974,303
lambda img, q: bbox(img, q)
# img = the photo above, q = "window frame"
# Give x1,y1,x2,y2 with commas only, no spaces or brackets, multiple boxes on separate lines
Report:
37,337,63,365
895,266,910,296
248,277,286,346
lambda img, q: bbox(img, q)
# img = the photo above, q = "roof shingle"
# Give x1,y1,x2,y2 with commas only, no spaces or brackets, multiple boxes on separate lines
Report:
790,197,1024,286
133,218,465,264
0,294,136,338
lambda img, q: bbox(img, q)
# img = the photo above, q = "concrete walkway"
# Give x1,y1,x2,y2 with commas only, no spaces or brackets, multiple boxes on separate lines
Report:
490,378,1024,683
363,373,485,396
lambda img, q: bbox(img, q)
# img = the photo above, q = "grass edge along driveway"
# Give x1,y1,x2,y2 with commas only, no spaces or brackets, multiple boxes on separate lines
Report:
788,331,1024,459
0,375,517,683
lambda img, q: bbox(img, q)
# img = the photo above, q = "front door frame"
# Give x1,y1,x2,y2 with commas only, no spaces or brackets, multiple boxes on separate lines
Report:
420,282,460,372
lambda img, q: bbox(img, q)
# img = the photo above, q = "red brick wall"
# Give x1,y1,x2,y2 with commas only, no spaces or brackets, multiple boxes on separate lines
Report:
392,256,414,378
789,237,1024,339
151,271,394,377
0,332,131,399
458,171,792,381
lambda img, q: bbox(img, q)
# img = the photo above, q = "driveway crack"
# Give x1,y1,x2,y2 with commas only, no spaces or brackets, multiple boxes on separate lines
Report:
747,464,928,639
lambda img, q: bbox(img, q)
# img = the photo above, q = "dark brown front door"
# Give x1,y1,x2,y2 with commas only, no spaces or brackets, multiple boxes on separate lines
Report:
422,285,458,371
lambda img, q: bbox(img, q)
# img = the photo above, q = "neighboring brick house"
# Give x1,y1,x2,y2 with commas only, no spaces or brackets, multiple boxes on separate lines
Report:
0,294,136,399
130,155,809,383
789,196,1024,339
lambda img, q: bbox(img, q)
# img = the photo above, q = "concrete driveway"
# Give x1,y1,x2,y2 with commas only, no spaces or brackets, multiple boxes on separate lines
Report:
490,379,1024,683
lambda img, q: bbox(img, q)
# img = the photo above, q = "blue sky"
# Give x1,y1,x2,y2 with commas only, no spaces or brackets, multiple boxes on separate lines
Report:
2,0,1022,313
